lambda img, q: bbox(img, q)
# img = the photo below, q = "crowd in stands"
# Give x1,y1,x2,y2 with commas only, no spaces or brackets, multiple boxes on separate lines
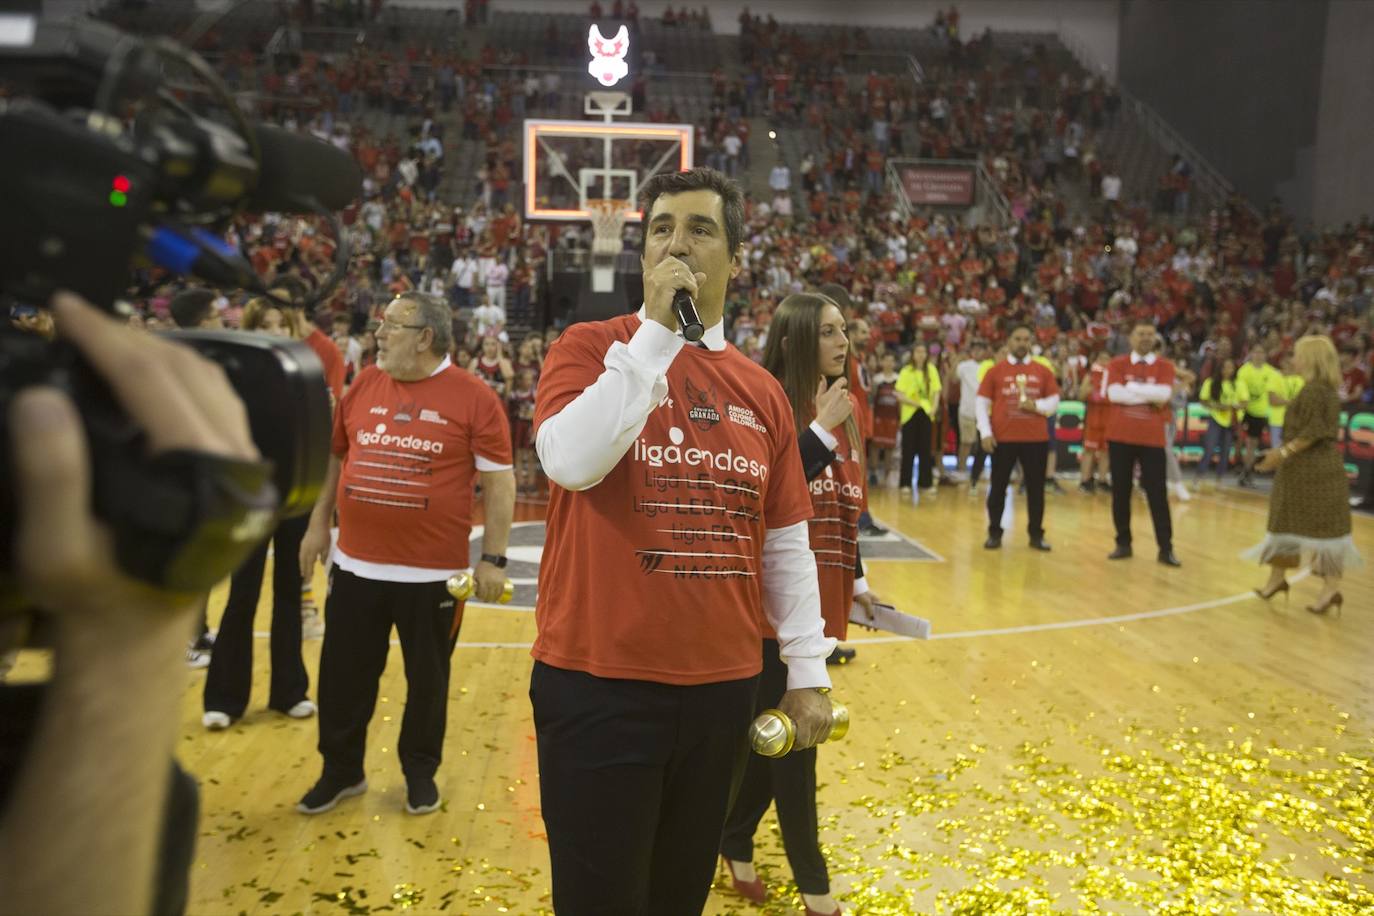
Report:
100,3,1371,501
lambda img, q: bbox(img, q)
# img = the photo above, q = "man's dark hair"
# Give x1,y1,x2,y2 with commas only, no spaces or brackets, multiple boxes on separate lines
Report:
816,282,855,312
268,273,311,307
637,167,745,257
168,288,216,328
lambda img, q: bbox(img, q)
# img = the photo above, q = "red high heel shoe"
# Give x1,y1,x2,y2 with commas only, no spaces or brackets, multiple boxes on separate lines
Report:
721,858,766,904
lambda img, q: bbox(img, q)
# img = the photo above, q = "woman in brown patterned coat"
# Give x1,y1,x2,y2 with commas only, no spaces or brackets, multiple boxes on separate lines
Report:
1245,335,1361,614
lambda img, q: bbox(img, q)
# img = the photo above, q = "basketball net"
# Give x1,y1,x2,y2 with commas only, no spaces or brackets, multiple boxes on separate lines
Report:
588,198,628,258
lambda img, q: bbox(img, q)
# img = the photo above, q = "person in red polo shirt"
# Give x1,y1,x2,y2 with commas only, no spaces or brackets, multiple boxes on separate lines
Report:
976,324,1060,551
1105,322,1181,566
295,292,515,817
531,169,834,915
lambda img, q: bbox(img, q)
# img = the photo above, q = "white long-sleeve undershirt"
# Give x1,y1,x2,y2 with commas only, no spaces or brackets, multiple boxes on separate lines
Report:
1107,381,1171,405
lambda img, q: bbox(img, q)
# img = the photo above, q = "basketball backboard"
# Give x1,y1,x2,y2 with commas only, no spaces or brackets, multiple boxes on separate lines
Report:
522,118,695,223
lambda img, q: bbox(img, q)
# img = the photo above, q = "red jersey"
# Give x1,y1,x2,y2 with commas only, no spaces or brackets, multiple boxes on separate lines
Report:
1105,354,1176,447
1086,363,1110,403
532,314,813,686
804,429,863,641
305,327,347,401
331,363,513,569
848,357,873,442
977,359,1059,442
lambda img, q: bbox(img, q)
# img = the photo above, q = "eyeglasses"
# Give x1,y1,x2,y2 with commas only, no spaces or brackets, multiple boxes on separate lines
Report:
377,319,427,333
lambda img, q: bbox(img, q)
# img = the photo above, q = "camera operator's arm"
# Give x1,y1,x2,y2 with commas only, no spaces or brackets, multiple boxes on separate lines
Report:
0,293,259,916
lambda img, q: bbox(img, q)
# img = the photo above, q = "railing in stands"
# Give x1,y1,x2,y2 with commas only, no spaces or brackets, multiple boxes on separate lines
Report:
1058,26,1257,220
975,159,1013,227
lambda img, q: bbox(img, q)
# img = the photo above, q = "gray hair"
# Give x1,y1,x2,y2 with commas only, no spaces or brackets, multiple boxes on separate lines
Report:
397,291,453,354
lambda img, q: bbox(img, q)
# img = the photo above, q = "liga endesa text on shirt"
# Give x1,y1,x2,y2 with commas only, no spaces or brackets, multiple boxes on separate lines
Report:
531,315,814,685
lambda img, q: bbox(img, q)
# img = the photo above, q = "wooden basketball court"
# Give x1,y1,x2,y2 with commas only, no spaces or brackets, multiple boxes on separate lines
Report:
83,484,1374,913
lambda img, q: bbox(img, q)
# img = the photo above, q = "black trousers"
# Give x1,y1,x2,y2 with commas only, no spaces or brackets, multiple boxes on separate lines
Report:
720,640,828,894
203,514,309,717
899,409,934,489
530,661,758,916
987,440,1049,539
969,437,988,485
316,568,459,781
1108,441,1172,550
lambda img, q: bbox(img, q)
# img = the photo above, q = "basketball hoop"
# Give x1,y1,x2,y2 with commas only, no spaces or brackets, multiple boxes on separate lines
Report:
588,198,629,257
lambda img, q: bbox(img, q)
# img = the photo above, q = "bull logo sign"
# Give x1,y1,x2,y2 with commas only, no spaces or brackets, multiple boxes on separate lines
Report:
587,24,630,87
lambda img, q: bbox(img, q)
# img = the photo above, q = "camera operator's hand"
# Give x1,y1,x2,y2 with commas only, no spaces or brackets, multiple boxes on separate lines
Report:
643,255,706,334
1,292,259,916
11,292,259,617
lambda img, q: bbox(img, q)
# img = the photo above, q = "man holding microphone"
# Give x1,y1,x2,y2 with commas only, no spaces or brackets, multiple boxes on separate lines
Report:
976,325,1060,551
531,167,835,915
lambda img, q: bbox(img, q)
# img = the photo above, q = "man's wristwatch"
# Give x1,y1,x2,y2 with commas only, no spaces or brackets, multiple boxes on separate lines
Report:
480,553,508,568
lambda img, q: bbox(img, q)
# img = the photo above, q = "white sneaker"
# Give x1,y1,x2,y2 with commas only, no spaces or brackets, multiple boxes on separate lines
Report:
203,711,232,730
186,647,211,669
285,699,317,719
1173,482,1192,502
301,608,325,640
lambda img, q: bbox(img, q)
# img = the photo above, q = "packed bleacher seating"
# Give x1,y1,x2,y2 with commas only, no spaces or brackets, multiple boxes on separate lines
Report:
69,2,1373,502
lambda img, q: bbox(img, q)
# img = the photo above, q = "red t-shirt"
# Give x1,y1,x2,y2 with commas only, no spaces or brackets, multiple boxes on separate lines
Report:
532,314,813,686
848,357,874,442
1105,354,1176,447
306,327,347,401
805,430,862,642
331,364,512,569
977,359,1059,442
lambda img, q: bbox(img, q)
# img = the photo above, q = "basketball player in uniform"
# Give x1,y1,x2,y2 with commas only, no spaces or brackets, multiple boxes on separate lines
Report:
531,168,834,915
1105,322,1182,566
1078,349,1111,492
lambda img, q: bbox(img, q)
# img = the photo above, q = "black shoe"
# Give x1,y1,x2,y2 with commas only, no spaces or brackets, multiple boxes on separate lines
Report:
1078,480,1096,494
1157,549,1182,567
297,774,367,815
404,775,442,815
1029,537,1052,551
984,534,1003,549
1107,545,1133,560
860,523,888,536
826,646,857,666
1047,480,1065,494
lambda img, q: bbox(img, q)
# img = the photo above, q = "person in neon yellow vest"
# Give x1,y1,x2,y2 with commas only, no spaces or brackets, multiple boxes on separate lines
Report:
895,343,942,493
1195,357,1246,485
1236,346,1280,486
1266,353,1305,448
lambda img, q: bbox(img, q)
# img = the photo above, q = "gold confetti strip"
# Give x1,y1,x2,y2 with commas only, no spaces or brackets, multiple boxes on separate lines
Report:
729,718,1373,914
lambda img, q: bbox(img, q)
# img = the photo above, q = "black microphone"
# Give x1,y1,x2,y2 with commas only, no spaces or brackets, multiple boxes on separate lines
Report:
245,124,364,213
673,288,705,343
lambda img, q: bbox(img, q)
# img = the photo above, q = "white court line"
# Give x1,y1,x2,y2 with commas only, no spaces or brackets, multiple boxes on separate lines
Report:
256,571,1307,649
